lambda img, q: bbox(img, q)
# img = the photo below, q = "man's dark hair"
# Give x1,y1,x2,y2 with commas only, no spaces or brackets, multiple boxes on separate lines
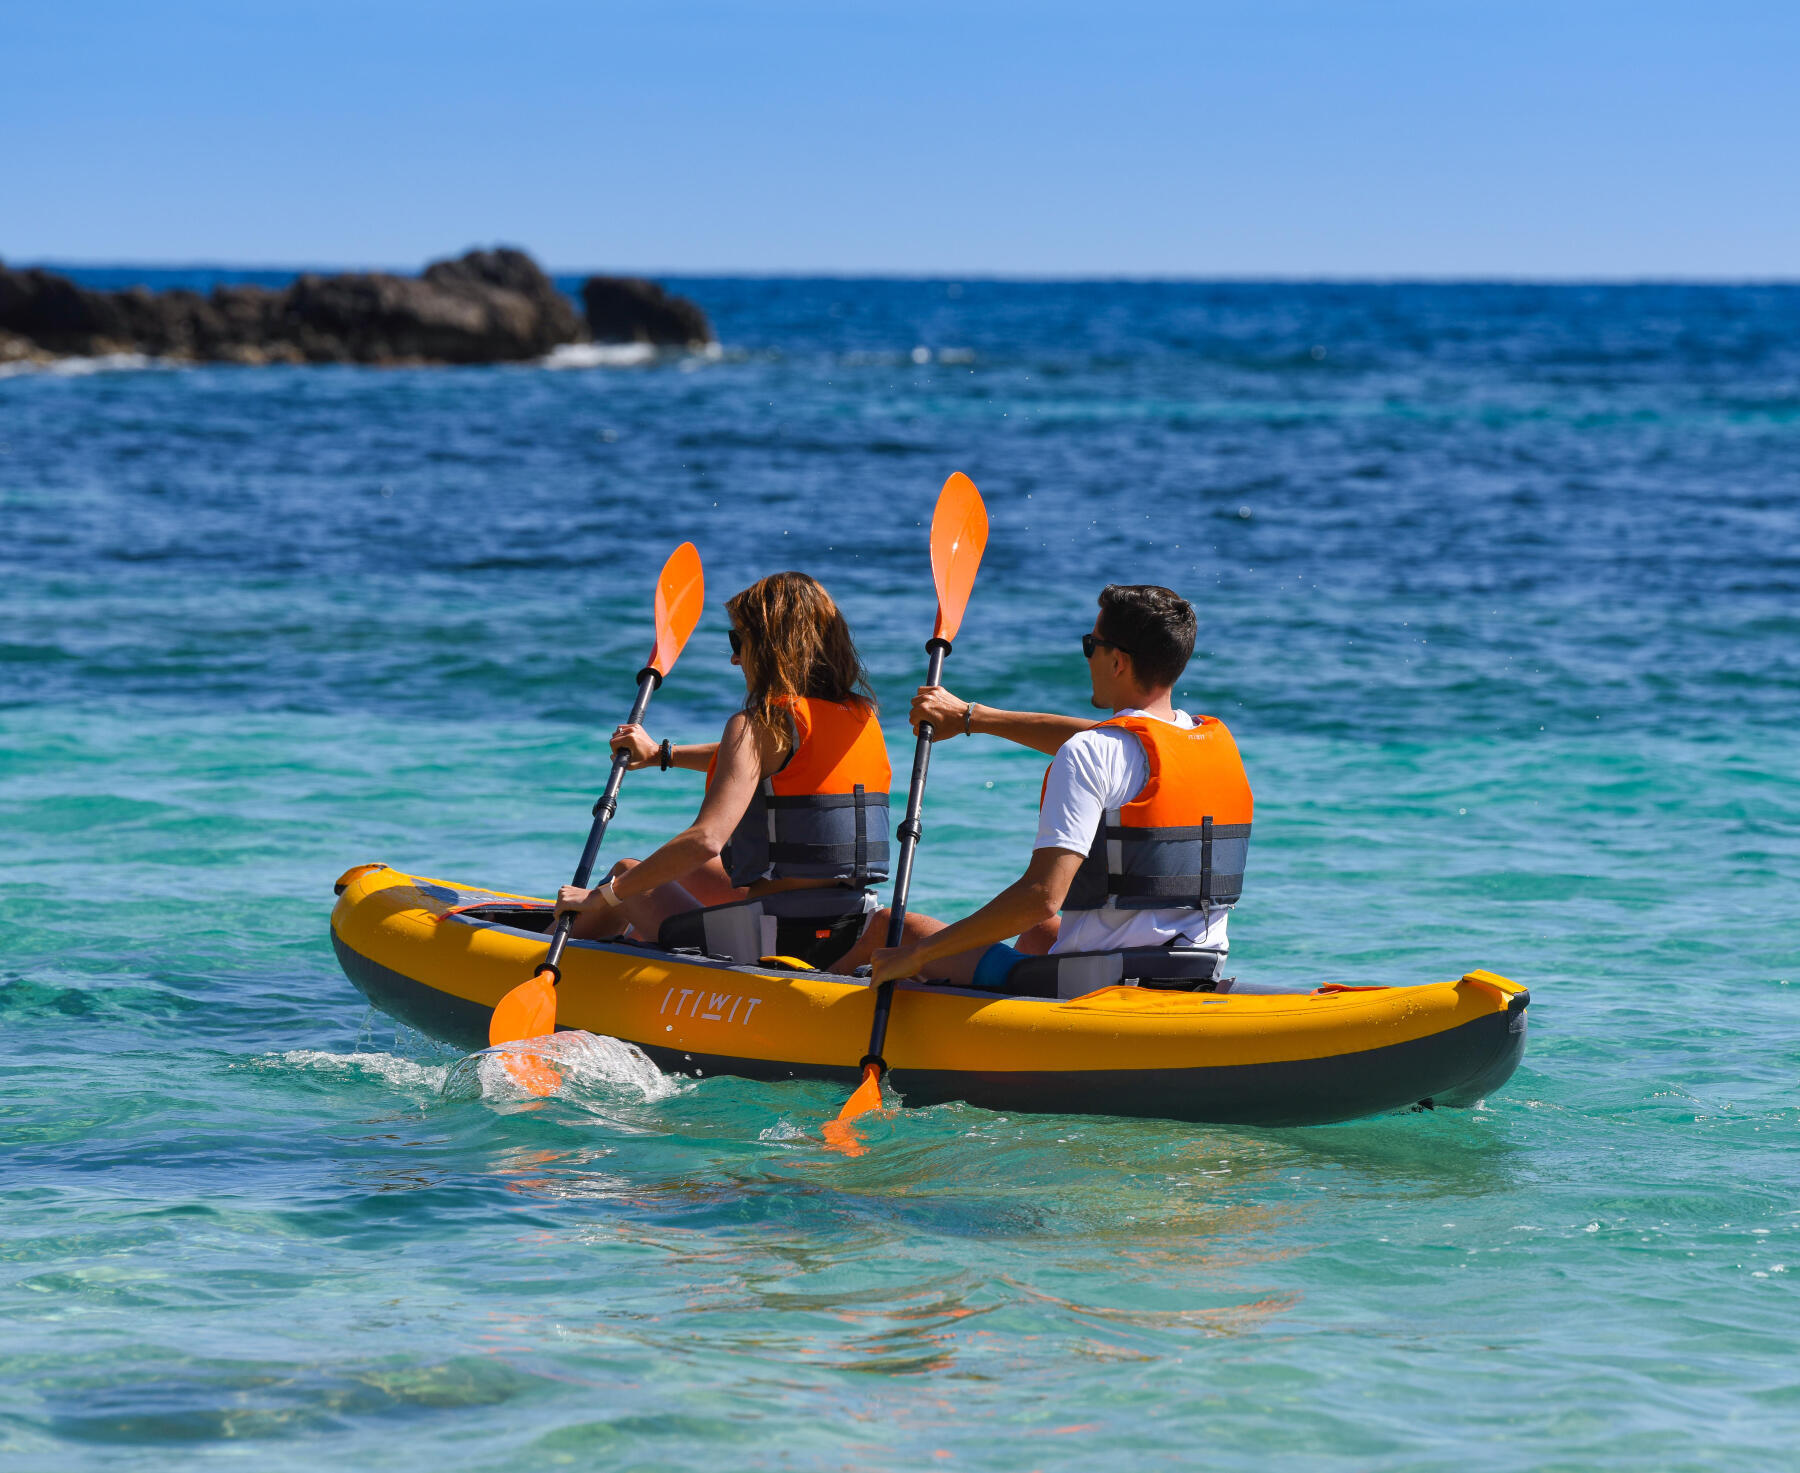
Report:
1097,584,1196,689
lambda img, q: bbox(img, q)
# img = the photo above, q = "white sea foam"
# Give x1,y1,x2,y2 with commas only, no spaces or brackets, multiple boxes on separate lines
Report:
540,342,658,369
0,352,170,379
53,352,164,376
274,1049,450,1093
440,1031,683,1104
759,1118,814,1143
839,345,973,368
541,341,723,369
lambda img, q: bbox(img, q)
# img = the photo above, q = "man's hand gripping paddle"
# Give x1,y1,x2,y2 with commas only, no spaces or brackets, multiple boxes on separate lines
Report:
488,541,705,1095
824,473,988,1153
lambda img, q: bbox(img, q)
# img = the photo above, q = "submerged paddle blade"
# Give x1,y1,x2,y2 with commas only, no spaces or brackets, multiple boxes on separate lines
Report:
489,970,562,1095
647,541,706,679
929,472,988,644
822,1062,884,1156
500,1049,562,1097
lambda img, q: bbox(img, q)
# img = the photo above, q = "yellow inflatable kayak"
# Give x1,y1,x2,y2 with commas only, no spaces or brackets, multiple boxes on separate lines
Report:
330,865,1529,1126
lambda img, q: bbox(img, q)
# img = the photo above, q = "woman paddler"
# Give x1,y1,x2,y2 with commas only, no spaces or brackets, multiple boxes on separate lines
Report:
554,571,892,972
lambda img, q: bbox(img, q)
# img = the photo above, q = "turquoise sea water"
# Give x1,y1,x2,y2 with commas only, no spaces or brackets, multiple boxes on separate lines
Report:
3,277,1797,1469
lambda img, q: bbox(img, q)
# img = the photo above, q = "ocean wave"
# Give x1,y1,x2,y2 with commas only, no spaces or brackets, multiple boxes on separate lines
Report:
0,343,734,378
275,1048,449,1093
0,352,169,379
840,346,976,367
541,342,657,369
540,341,725,370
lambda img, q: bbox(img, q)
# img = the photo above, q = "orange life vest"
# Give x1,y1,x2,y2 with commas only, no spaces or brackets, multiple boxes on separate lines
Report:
708,696,892,887
1053,713,1253,913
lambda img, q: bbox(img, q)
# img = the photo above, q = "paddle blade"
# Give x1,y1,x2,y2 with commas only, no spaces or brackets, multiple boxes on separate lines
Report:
500,1050,563,1097
647,541,705,678
929,473,988,643
489,971,562,1096
822,1062,884,1157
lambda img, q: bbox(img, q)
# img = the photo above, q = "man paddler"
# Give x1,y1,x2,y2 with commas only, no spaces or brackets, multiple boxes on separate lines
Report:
861,583,1253,995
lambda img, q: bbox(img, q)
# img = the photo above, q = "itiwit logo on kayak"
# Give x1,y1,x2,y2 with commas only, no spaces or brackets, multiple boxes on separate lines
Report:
660,986,764,1026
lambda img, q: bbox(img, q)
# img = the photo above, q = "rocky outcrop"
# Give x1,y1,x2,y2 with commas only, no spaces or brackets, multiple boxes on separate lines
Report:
582,275,713,347
277,250,584,364
0,248,713,364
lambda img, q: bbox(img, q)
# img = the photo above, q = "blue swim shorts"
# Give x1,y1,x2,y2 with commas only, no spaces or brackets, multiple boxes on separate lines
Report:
972,942,1026,992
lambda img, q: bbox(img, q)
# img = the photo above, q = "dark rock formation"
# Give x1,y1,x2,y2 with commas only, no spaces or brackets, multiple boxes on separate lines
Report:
276,247,589,363
582,275,713,347
0,248,712,364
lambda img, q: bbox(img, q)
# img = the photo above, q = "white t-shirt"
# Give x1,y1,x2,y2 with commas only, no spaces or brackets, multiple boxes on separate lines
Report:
1035,708,1231,956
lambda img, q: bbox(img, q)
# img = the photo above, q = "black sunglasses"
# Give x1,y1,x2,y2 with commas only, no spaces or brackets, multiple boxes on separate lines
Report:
728,628,743,656
1082,632,1133,659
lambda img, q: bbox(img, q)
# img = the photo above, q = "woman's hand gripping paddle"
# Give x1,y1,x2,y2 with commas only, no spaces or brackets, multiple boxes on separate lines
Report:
824,473,988,1152
488,541,705,1095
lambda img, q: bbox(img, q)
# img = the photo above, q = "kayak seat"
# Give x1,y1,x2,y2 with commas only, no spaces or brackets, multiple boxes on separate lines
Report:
996,946,1229,1002
658,889,877,970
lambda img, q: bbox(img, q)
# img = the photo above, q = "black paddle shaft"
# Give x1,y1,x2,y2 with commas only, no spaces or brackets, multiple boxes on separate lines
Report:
540,666,663,981
861,636,950,1068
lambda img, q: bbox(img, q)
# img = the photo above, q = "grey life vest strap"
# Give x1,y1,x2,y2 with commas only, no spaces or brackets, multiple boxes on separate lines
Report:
1067,816,1251,912
723,788,891,888
853,783,868,885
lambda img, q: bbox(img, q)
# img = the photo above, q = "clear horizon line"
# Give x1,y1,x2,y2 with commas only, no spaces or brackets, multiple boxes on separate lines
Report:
13,255,1800,288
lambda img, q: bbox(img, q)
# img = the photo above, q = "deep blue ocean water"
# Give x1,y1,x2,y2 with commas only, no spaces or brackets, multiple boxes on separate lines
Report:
3,272,1797,1469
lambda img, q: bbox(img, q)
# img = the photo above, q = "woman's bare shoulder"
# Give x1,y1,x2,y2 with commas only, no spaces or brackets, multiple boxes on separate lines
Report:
717,709,785,773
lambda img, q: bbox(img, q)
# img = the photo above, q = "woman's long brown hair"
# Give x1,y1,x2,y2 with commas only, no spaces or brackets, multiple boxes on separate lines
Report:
727,572,876,758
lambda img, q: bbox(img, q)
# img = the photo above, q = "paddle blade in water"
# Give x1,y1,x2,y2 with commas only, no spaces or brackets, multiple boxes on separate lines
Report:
822,1062,884,1156
489,971,562,1095
500,1049,563,1096
647,541,705,678
929,473,988,643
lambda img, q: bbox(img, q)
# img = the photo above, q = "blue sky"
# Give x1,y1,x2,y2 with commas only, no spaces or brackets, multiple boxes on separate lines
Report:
7,0,1796,277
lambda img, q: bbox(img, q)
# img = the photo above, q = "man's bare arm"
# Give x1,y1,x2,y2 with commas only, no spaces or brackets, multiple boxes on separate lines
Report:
869,847,1084,983
909,685,1097,756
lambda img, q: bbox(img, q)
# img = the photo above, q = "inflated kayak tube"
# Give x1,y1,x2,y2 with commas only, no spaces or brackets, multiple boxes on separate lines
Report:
330,865,1529,1127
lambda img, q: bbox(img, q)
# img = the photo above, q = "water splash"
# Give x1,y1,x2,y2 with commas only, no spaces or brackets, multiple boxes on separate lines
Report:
440,1031,684,1105
274,1049,449,1094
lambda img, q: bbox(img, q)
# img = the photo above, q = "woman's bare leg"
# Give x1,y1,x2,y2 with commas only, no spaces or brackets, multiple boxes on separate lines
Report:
569,857,742,942
827,907,946,974
675,856,743,908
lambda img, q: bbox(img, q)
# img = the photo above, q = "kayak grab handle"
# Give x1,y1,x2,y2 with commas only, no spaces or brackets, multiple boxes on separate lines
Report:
1459,971,1529,1008
334,862,387,896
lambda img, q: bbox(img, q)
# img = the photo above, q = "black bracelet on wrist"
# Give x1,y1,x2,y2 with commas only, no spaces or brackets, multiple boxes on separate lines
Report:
658,738,674,771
